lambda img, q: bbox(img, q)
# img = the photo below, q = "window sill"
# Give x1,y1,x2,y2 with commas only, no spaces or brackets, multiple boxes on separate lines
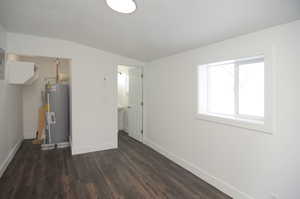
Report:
196,113,272,134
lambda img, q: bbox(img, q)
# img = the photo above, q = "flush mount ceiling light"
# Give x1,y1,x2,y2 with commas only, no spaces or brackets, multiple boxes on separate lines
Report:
106,0,137,14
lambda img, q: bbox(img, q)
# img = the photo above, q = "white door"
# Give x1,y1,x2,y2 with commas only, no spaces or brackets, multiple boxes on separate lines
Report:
128,67,143,142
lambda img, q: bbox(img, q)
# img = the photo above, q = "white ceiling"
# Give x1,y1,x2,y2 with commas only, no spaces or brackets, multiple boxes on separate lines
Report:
0,0,300,61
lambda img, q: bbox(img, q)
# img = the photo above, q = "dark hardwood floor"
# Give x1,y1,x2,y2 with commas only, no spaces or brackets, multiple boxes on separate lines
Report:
0,132,231,199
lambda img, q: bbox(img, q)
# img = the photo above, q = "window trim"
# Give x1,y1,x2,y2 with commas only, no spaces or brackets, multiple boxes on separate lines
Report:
197,55,274,134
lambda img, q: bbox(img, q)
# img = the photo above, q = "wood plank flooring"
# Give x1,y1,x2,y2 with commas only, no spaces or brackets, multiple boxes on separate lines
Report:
0,132,231,199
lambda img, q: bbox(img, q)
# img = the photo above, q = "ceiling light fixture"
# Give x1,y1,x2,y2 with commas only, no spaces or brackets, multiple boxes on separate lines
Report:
106,0,137,14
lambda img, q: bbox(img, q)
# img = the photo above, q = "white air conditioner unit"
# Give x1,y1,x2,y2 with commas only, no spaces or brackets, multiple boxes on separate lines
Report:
7,61,39,85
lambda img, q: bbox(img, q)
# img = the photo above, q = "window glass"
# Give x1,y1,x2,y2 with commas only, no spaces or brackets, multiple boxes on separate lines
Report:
238,62,264,117
207,64,235,115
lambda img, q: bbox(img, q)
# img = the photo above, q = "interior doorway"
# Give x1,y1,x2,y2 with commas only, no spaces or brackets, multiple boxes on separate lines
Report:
117,65,143,142
6,54,72,149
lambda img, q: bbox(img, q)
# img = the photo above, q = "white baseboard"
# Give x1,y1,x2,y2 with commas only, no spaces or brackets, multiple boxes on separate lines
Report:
71,142,117,155
144,138,254,199
0,139,22,178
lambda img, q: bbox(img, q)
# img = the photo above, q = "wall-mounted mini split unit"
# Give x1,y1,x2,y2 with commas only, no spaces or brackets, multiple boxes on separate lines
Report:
7,61,39,85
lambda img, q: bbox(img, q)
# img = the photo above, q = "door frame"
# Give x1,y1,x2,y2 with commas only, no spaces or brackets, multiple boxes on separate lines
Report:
117,65,144,143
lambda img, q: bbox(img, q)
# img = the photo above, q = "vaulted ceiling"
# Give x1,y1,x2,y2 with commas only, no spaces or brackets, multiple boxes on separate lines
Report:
0,0,300,61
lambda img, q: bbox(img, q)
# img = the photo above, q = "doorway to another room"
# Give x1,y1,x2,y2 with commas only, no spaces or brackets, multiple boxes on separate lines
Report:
117,65,143,142
7,54,72,150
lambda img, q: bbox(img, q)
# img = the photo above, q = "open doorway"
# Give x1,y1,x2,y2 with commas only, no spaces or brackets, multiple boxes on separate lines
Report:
117,65,143,142
7,54,72,150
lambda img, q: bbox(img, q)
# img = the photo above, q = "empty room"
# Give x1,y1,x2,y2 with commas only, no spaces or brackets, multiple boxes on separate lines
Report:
0,0,299,199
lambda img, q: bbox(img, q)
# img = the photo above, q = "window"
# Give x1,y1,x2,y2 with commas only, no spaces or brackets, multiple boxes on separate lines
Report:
198,56,272,133
207,63,235,115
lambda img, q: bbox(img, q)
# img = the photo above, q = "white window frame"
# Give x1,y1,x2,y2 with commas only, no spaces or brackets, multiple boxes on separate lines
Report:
197,55,274,134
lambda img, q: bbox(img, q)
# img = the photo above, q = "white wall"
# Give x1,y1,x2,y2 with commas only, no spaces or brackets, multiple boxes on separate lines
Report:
6,33,143,155
144,20,300,199
0,25,23,177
